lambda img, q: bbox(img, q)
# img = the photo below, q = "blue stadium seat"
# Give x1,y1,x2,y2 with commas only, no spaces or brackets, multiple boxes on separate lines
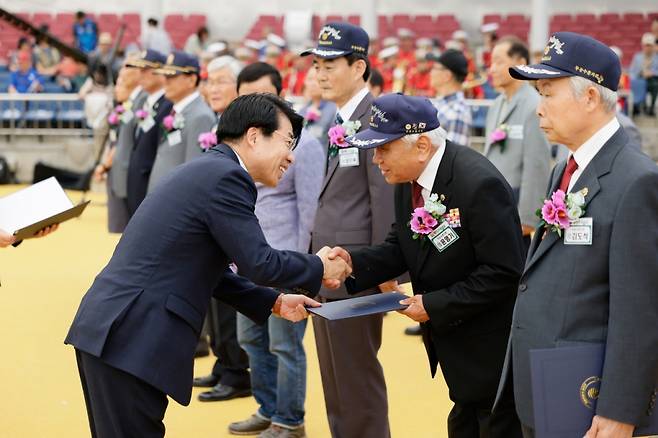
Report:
57,100,86,124
24,101,58,122
42,82,67,93
0,100,25,122
471,106,488,130
631,78,647,109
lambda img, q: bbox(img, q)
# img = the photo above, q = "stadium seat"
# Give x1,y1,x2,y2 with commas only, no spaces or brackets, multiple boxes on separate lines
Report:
377,15,392,38
347,15,361,25
56,100,85,124
33,13,54,27
483,14,502,24
575,13,597,24
600,13,621,24
391,14,413,30
326,15,344,24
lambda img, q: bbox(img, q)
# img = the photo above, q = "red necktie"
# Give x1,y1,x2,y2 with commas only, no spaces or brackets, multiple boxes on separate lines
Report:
412,181,424,210
558,156,579,193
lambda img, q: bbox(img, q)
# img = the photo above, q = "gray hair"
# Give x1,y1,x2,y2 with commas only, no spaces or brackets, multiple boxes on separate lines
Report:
569,76,617,112
401,126,448,149
207,55,243,80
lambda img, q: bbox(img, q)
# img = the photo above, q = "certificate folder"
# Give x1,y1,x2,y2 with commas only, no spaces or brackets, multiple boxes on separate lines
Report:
13,200,90,240
530,343,658,438
308,292,408,320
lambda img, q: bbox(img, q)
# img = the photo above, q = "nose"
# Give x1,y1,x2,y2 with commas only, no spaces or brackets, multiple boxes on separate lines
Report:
372,148,382,164
536,98,545,118
287,151,295,165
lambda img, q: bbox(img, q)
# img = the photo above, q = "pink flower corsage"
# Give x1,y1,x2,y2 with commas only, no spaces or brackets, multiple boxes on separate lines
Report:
490,124,508,152
305,107,321,123
328,120,361,158
198,131,218,151
536,188,588,237
409,193,447,240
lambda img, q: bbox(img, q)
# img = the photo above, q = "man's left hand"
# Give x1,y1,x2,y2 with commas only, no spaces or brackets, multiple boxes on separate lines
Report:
275,294,321,322
398,295,429,322
583,415,634,438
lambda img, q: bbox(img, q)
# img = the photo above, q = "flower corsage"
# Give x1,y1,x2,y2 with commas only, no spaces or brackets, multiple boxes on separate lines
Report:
490,123,508,152
537,188,588,237
328,120,361,158
409,193,447,240
162,113,185,134
198,131,218,151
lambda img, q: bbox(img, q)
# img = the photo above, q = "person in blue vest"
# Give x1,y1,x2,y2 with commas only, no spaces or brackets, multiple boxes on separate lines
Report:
73,11,98,54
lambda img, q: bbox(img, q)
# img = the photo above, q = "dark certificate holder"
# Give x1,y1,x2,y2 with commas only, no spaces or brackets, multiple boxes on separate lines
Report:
12,200,90,240
308,292,409,320
530,343,657,438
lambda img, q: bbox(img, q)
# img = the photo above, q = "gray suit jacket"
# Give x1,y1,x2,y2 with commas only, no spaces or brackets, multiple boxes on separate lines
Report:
484,83,551,226
147,95,216,192
310,92,396,299
111,90,148,198
495,127,658,428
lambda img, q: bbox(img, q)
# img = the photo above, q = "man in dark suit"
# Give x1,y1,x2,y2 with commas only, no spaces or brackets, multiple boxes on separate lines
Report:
495,32,658,438
300,22,397,438
125,49,173,215
331,93,525,438
65,94,351,438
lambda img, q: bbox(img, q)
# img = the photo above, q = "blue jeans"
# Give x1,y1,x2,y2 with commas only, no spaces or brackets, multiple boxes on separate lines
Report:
237,312,307,427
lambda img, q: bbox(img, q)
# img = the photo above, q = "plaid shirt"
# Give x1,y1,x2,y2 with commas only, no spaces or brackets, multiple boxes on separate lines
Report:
433,91,472,146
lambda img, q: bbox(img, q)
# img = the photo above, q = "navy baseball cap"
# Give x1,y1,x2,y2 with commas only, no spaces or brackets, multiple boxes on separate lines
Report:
345,93,440,149
154,51,200,76
509,32,621,91
126,49,167,69
301,22,369,59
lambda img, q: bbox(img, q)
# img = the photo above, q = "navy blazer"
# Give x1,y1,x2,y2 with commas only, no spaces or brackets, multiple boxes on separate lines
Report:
65,143,323,405
126,95,174,215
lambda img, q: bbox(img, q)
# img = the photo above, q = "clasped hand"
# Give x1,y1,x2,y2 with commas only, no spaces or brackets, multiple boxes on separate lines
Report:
316,246,352,289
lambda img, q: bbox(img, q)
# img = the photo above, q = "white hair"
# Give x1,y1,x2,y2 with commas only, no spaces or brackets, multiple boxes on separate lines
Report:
207,55,243,80
569,76,617,113
401,126,448,148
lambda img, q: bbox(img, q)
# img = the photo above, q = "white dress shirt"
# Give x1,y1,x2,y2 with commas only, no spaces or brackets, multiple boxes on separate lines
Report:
173,91,200,114
415,133,448,202
568,117,620,192
337,86,370,122
145,88,165,109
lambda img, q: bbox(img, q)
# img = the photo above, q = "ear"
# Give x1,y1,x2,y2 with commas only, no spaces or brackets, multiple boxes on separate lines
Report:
415,135,433,160
245,126,260,148
352,58,367,81
584,86,601,112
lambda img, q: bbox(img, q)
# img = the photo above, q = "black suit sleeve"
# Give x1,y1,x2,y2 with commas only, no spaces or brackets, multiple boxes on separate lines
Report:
422,175,524,331
205,167,323,296
212,268,279,324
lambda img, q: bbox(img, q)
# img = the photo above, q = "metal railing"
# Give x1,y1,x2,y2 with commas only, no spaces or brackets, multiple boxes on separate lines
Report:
0,93,91,136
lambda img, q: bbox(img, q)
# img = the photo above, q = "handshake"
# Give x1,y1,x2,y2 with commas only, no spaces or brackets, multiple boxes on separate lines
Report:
316,246,353,290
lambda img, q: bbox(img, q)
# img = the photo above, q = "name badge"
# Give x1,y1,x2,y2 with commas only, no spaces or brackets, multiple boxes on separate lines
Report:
508,124,524,140
564,217,593,245
167,130,182,146
338,147,359,168
109,129,117,143
428,221,459,253
141,116,155,133
122,111,134,124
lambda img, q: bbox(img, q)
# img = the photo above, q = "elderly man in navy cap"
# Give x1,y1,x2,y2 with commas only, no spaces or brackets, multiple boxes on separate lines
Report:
492,32,658,438
301,22,397,438
329,93,526,438
148,51,215,191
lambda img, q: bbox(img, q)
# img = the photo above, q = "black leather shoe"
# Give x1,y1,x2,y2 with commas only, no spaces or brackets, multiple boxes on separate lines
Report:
193,374,220,388
198,383,252,402
194,343,210,358
404,325,422,336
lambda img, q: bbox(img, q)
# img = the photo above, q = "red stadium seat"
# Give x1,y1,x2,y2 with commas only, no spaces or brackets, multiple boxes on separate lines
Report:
164,14,185,33
506,14,528,24
33,13,53,27
483,14,502,24
391,14,413,30
121,13,141,36
312,15,323,37
98,14,121,34
552,14,573,23
187,14,206,27
347,15,361,26
622,13,645,23
326,15,344,24
575,14,597,24
600,13,621,24
377,15,392,38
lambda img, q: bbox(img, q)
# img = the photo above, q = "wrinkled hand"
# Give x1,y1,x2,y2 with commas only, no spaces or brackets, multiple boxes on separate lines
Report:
583,415,634,438
379,280,398,293
275,294,322,322
0,228,16,247
317,246,352,289
34,224,58,238
398,295,429,322
93,164,108,182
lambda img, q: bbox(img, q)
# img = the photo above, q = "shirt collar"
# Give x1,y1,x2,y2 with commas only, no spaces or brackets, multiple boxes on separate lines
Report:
571,116,620,171
416,134,447,194
173,91,200,114
146,88,165,107
128,86,142,102
337,86,370,122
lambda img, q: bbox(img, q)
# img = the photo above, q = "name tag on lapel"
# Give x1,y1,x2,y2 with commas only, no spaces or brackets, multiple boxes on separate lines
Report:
508,124,523,140
428,221,459,253
109,129,117,143
167,130,182,147
141,116,155,133
338,147,359,168
564,217,593,245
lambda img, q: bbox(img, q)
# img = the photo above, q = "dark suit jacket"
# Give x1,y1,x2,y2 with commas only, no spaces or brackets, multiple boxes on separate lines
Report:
126,95,173,214
65,143,323,406
311,91,396,299
497,127,658,427
347,141,525,403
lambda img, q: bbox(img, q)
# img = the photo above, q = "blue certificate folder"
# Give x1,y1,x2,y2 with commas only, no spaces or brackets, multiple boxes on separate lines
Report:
308,292,409,320
530,343,657,438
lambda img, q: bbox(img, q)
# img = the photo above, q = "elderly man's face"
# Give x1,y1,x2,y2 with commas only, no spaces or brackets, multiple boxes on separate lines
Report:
536,77,585,147
164,73,197,103
490,41,521,89
207,67,238,113
372,136,432,184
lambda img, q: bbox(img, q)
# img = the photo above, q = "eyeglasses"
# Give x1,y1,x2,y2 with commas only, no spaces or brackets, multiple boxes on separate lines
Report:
272,130,299,151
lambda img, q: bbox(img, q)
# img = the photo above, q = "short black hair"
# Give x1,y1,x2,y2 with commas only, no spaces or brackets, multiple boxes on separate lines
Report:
369,68,383,89
237,62,282,95
345,53,370,82
497,36,530,64
197,26,208,38
216,93,303,146
75,11,85,20
147,18,158,27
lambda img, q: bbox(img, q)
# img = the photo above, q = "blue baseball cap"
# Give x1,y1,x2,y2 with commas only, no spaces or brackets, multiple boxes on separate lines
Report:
301,22,369,59
345,93,440,149
126,49,167,69
509,32,621,91
154,51,200,76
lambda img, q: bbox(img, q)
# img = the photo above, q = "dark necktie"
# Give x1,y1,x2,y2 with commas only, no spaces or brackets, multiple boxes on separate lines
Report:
558,156,578,193
412,181,424,210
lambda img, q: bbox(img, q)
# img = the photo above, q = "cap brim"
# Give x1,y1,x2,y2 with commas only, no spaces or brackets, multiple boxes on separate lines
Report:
300,47,353,59
509,63,573,81
125,59,161,69
345,129,404,149
153,67,180,76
